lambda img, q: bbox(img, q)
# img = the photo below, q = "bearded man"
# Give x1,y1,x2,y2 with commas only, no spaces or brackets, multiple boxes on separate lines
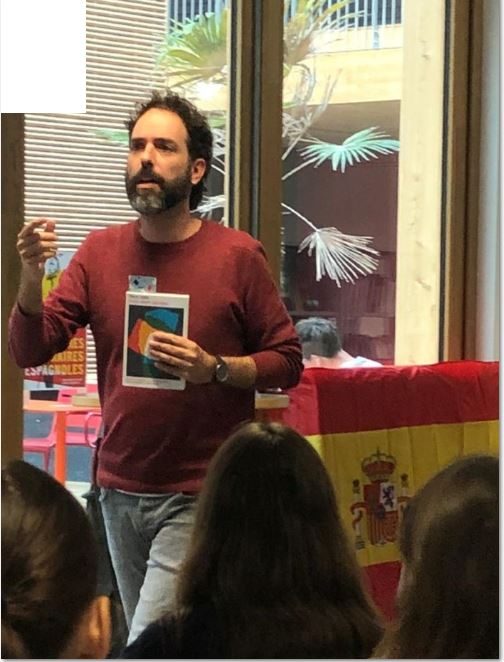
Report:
9,91,303,643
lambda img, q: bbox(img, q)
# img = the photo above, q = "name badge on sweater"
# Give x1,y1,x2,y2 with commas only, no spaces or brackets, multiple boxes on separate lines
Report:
128,275,157,293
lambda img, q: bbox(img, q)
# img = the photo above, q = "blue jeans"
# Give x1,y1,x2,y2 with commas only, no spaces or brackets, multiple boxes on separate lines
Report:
99,488,197,644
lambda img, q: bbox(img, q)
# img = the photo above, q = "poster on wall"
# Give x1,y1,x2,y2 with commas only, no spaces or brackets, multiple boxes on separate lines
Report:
24,250,87,388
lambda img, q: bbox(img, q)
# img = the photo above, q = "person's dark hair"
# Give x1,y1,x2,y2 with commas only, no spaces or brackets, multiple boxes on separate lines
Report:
295,317,342,359
377,454,498,659
2,461,99,659
126,90,213,210
175,421,382,658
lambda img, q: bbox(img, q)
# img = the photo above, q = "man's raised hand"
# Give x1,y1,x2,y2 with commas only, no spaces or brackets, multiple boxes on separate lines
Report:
17,219,58,279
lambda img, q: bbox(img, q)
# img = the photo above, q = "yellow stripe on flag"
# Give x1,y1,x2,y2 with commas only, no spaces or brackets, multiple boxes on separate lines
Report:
306,419,498,566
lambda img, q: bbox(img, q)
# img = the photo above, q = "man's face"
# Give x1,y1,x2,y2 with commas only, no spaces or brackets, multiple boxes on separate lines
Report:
125,108,205,216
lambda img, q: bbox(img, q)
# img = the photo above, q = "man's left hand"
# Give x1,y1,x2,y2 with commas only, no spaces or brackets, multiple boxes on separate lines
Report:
147,332,216,384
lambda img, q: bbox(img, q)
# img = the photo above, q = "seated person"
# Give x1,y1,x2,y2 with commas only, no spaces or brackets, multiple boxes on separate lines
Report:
375,454,498,659
2,460,111,659
295,317,382,368
122,421,383,659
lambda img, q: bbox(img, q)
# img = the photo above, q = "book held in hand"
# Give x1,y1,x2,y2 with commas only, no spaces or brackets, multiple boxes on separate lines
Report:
122,291,189,390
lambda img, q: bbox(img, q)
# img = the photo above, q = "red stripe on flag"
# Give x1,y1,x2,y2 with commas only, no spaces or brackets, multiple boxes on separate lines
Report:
285,361,498,435
363,561,401,621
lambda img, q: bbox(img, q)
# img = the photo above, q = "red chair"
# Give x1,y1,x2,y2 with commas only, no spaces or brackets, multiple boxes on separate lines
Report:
23,388,102,472
84,411,103,448
23,411,57,472
58,388,102,449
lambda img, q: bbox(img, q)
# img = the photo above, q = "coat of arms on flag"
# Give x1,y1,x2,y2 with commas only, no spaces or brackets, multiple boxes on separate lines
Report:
351,448,410,549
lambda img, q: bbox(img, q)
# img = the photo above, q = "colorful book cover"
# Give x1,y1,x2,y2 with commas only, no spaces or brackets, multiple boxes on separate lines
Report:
122,291,189,390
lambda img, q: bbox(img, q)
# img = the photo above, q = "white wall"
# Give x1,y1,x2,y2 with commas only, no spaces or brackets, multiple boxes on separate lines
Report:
475,0,500,360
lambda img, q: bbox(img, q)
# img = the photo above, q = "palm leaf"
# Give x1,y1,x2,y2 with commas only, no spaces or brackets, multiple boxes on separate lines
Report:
314,0,353,27
299,128,400,173
207,114,226,130
95,128,129,145
157,11,227,87
284,0,350,71
298,227,379,284
197,194,225,216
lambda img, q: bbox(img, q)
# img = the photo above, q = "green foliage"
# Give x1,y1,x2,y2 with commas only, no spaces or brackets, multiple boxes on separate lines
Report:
300,128,400,173
284,0,351,72
95,128,129,145
156,11,228,87
97,1,401,284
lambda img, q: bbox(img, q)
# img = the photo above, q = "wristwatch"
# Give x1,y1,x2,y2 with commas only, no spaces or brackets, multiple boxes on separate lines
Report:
214,355,230,383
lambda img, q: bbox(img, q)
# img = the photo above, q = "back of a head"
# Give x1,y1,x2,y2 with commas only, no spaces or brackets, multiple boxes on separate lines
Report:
177,422,382,658
2,461,99,659
387,454,498,658
294,317,342,359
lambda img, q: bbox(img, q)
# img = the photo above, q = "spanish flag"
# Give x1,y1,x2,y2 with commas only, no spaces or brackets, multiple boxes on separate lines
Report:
284,360,499,617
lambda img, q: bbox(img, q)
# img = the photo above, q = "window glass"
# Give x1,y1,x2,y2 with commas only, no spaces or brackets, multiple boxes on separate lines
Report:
281,0,402,365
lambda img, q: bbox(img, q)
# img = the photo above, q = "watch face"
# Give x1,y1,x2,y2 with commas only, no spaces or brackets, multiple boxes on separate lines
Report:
216,358,229,382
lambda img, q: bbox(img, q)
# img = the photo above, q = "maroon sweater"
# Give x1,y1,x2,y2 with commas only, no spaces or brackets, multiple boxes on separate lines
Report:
9,220,302,492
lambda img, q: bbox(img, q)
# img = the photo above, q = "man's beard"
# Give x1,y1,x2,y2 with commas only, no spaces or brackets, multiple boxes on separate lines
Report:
125,163,192,216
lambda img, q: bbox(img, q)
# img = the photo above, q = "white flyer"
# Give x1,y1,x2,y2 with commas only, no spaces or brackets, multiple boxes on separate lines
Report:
122,291,189,390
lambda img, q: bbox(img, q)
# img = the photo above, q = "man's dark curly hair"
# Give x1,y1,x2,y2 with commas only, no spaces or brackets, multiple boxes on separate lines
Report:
294,317,342,358
126,90,213,210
